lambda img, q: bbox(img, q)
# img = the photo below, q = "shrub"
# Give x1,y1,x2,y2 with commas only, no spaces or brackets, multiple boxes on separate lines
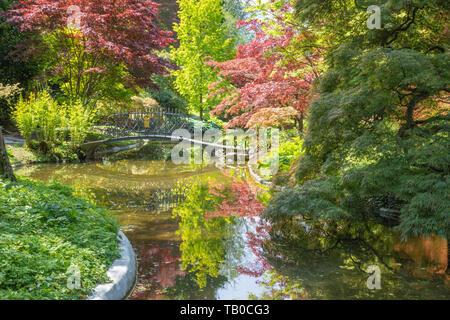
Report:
0,83,21,104
12,95,37,147
13,91,95,160
67,102,96,148
131,95,159,109
259,137,304,174
13,91,66,147
187,118,221,133
33,92,66,144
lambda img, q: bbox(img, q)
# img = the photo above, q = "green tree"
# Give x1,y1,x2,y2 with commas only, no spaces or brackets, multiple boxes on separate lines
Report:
171,0,234,120
267,0,449,239
222,0,251,45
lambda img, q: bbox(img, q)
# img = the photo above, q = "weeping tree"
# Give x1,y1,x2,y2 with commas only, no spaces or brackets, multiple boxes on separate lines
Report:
266,0,449,239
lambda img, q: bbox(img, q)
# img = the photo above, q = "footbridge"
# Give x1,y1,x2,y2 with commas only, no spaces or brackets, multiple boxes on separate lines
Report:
82,106,249,159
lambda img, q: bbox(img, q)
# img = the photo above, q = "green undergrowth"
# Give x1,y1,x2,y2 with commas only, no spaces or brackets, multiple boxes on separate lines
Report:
0,178,120,300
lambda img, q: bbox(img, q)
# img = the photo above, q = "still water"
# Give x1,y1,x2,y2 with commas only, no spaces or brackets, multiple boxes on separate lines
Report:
16,159,449,299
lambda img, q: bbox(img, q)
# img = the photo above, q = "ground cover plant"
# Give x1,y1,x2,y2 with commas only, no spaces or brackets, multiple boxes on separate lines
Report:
0,178,120,299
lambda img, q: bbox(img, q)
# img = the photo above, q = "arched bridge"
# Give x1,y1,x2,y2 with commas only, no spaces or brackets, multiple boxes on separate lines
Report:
82,106,249,159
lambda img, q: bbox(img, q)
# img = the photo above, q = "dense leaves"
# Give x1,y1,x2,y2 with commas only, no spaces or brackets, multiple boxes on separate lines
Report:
208,1,322,129
2,0,175,103
171,0,235,120
266,0,450,239
0,178,120,299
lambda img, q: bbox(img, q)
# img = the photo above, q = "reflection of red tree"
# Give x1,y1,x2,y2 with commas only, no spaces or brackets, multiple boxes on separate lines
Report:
208,181,265,218
394,234,448,278
239,221,272,278
130,241,185,300
208,177,272,278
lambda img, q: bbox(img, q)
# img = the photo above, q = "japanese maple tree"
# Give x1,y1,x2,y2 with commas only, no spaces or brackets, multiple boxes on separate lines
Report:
208,0,322,130
3,0,174,104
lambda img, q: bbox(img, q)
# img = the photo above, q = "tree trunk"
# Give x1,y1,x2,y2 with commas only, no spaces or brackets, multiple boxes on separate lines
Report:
0,127,16,182
297,112,304,133
199,94,203,121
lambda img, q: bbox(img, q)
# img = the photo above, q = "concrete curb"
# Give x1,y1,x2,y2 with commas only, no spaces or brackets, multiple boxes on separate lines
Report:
247,164,286,192
88,231,137,300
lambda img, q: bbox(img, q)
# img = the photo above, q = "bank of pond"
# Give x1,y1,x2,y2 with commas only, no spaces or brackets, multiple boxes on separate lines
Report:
0,159,450,299
0,158,446,300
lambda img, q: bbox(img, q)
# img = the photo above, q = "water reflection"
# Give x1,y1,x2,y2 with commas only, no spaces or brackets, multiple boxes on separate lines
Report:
256,218,449,299
16,160,449,300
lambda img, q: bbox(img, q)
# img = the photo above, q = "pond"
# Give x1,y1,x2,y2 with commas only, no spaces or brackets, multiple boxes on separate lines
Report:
16,159,449,300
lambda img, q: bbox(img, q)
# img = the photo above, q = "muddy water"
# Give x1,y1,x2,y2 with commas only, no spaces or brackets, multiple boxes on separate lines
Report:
16,160,449,299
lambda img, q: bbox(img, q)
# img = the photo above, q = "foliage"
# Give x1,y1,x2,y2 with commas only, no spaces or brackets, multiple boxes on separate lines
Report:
146,74,188,112
246,107,299,129
3,0,175,105
208,179,266,218
259,137,304,173
172,184,237,288
131,95,159,109
171,0,235,120
0,82,22,123
67,101,96,148
13,91,95,160
151,0,181,32
13,91,63,147
0,0,41,123
222,0,251,46
208,1,322,129
0,83,21,104
186,118,221,133
267,0,450,239
0,178,120,299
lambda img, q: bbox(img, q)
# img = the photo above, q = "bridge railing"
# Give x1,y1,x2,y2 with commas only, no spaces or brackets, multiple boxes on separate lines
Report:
93,106,260,157
99,106,192,138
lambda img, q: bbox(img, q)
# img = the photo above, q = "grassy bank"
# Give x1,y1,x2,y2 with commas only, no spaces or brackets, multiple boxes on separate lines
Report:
0,178,120,299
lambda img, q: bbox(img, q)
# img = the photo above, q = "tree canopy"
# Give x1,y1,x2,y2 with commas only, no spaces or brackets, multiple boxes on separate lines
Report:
266,0,449,239
171,0,235,120
208,4,322,130
2,0,175,104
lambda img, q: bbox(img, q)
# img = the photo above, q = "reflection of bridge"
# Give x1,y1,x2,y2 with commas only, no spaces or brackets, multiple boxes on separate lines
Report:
81,166,204,212
82,106,249,159
96,184,190,213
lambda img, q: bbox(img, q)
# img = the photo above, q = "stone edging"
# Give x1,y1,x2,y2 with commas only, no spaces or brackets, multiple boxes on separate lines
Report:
247,164,286,192
87,231,137,300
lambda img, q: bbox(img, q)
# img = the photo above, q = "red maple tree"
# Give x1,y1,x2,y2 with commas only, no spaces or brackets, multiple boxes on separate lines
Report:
3,0,175,90
208,179,265,219
208,15,322,130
